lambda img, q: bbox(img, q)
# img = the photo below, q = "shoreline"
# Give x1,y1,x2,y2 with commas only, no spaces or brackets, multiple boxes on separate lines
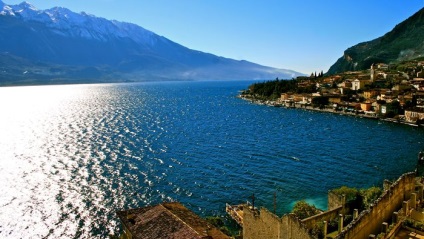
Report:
237,94,423,128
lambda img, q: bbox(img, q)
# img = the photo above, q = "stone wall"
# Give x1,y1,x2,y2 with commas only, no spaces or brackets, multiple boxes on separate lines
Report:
243,208,280,239
243,207,314,239
328,191,344,210
283,214,315,239
243,172,417,239
301,206,343,230
411,209,424,221
336,172,416,239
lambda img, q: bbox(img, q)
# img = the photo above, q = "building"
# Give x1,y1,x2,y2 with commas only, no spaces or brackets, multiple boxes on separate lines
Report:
338,80,352,89
411,78,424,91
404,107,424,124
280,93,292,101
360,102,372,111
377,63,389,70
378,90,398,103
392,84,412,92
327,94,342,104
351,79,367,91
242,172,419,239
417,71,424,78
363,90,380,99
370,63,376,82
117,202,230,239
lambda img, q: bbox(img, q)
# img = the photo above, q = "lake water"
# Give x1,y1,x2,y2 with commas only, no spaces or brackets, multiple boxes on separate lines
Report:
0,80,423,238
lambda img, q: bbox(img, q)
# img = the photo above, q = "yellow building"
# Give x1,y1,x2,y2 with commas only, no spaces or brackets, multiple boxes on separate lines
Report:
360,102,372,111
364,90,379,99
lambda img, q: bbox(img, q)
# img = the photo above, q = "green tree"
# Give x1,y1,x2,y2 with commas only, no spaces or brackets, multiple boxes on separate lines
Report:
291,200,321,219
331,185,382,210
311,96,329,108
331,186,362,210
360,187,382,209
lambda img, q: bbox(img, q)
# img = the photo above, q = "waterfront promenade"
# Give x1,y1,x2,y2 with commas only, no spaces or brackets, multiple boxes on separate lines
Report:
238,95,424,127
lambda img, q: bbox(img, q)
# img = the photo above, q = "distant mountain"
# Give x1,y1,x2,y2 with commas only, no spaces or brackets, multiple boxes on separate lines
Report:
0,1,303,85
327,7,424,75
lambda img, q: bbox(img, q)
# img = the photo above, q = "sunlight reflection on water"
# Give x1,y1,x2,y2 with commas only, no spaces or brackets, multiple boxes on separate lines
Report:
0,84,124,238
0,82,423,238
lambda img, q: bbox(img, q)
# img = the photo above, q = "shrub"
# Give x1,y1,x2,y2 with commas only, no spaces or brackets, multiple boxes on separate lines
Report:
360,187,383,209
291,200,321,219
331,186,363,210
331,185,383,211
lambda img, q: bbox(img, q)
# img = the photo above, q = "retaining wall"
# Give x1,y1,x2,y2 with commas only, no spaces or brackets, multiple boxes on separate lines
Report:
243,207,314,239
336,172,416,239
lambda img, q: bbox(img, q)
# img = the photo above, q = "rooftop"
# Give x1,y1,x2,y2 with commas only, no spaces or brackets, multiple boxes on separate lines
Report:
117,202,230,239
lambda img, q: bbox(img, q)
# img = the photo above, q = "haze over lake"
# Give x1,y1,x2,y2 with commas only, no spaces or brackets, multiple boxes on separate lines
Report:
0,81,423,238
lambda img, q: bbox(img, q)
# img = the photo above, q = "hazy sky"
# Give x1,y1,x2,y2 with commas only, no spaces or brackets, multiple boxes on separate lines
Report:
3,0,424,74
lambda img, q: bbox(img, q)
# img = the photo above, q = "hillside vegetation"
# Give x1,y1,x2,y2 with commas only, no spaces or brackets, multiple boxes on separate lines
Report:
328,7,424,74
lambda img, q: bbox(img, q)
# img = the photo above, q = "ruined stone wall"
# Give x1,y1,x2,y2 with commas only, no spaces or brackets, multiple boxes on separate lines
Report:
243,207,314,239
328,191,344,210
243,207,280,239
282,214,314,239
301,206,343,229
336,172,416,239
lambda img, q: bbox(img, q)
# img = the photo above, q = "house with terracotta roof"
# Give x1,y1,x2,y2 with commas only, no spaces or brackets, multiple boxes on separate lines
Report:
117,202,231,239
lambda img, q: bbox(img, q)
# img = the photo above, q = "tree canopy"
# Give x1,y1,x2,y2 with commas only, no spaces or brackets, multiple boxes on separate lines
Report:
331,185,382,210
247,78,317,100
291,200,321,219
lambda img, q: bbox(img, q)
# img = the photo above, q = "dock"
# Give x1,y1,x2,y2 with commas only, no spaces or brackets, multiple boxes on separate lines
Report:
226,201,259,227
226,203,245,227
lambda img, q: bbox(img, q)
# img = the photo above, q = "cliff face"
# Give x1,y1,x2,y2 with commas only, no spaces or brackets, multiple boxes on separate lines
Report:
327,7,424,74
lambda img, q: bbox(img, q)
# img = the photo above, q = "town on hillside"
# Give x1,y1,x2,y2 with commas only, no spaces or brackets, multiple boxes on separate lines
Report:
240,60,424,126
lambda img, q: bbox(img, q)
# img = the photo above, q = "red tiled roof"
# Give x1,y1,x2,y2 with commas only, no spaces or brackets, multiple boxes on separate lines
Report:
117,202,230,239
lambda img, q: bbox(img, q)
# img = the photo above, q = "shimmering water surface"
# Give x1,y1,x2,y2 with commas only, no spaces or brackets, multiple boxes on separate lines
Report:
1,81,423,238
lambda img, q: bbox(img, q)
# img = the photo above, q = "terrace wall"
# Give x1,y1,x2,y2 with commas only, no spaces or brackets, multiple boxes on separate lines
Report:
243,207,314,239
336,172,416,239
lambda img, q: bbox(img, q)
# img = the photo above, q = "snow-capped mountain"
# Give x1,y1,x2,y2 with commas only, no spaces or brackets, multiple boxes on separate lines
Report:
0,1,303,85
1,1,157,44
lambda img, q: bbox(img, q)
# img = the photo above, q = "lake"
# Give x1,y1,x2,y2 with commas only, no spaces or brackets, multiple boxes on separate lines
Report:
0,80,423,238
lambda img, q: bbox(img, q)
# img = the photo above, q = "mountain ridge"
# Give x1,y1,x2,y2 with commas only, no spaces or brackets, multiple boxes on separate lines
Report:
0,1,303,85
327,7,424,74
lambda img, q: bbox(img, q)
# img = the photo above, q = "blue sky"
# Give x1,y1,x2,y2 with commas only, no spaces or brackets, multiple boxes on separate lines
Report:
4,0,424,74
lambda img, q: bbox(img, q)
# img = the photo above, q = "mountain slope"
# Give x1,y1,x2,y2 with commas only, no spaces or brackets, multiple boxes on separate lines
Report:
0,1,303,85
327,7,424,74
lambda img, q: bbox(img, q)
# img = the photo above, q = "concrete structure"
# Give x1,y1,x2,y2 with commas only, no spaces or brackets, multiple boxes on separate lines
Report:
360,102,372,111
335,172,416,239
377,102,399,116
242,172,418,239
377,63,389,70
363,90,380,99
243,208,314,239
226,203,245,227
338,81,352,89
117,202,230,239
405,107,424,124
370,64,376,82
280,93,292,101
417,71,424,78
411,78,424,90
351,79,366,91
327,95,342,104
243,190,348,239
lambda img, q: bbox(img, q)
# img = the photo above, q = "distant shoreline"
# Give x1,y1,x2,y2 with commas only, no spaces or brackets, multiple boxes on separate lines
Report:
237,94,423,128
